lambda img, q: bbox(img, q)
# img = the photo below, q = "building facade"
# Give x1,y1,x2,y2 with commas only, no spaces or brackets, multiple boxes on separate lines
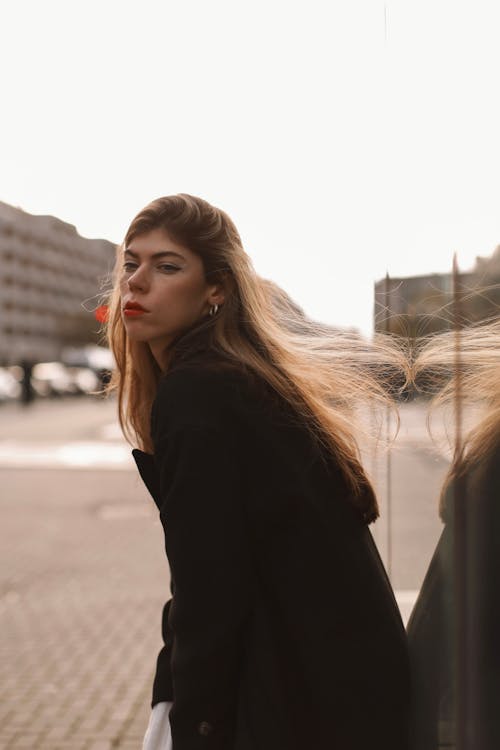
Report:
374,252,500,337
0,201,116,365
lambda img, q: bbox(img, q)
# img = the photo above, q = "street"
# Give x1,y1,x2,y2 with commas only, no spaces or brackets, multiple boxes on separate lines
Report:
0,395,448,749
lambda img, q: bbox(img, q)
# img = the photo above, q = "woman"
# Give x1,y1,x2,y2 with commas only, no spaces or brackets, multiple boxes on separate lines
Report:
105,194,410,750
408,321,500,749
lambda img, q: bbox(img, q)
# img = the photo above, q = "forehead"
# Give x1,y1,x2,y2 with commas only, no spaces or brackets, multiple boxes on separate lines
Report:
125,228,195,260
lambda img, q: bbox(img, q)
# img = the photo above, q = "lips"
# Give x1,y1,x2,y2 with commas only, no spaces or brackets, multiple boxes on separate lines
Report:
123,301,148,317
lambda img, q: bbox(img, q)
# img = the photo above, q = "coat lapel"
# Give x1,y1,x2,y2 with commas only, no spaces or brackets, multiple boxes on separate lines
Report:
131,448,162,510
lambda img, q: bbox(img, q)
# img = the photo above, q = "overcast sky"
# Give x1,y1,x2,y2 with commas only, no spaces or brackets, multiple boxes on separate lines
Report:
1,0,499,335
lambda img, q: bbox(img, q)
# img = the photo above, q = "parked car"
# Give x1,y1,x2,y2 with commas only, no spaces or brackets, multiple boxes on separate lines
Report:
0,367,21,402
62,345,114,390
65,366,100,395
32,362,77,397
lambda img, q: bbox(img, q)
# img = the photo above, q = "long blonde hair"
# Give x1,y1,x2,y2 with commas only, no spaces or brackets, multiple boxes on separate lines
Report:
412,318,500,519
106,194,409,523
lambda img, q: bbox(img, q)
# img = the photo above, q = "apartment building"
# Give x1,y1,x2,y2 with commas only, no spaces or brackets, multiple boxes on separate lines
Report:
374,251,500,337
0,201,116,364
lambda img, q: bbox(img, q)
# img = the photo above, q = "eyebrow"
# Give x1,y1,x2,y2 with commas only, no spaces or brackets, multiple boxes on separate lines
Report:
124,248,186,261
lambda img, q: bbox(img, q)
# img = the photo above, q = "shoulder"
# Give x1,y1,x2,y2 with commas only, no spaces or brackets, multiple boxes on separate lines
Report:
466,437,500,510
442,436,500,524
151,361,256,439
474,437,500,482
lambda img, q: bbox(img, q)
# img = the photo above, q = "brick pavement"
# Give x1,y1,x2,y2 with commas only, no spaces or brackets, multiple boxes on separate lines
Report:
1,463,169,750
0,396,447,748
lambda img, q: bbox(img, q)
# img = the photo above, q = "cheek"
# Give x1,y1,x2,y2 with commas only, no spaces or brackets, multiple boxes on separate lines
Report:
168,276,206,305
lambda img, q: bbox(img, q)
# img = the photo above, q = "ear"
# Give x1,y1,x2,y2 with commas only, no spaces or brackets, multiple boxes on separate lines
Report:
207,278,227,307
208,289,225,306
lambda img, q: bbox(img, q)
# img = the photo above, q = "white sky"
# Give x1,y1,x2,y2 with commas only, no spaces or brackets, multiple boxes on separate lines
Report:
1,0,499,335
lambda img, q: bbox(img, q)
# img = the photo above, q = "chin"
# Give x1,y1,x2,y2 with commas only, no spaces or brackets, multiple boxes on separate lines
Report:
122,325,150,343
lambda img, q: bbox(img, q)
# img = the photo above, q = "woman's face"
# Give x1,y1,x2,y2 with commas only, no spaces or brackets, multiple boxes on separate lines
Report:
119,228,223,365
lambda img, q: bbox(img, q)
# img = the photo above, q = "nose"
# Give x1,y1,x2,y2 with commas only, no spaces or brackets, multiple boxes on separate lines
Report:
127,265,149,292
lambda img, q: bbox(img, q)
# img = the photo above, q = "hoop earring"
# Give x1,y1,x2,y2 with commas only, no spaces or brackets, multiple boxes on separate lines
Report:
209,304,219,317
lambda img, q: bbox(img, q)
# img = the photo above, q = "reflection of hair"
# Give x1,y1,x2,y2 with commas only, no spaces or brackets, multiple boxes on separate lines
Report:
106,194,409,523
412,318,500,519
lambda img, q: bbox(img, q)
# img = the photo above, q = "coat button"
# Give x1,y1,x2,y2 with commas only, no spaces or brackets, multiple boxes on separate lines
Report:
198,721,213,736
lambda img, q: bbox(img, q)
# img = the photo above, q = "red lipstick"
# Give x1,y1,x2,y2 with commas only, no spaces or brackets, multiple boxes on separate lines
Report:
123,301,148,317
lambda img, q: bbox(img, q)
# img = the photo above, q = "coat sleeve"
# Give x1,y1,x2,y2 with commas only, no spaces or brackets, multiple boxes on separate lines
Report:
152,597,175,705
130,448,176,706
151,369,256,749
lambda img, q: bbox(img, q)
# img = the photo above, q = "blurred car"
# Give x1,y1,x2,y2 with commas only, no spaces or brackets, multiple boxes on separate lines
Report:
62,345,115,390
66,366,100,395
32,362,77,397
0,367,21,402
7,361,103,400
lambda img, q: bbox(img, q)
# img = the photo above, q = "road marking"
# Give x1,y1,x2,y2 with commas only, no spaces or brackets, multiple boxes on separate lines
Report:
0,441,133,469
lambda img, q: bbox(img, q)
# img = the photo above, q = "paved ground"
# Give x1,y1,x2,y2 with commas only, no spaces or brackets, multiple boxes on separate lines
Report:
0,395,450,749
1,398,168,749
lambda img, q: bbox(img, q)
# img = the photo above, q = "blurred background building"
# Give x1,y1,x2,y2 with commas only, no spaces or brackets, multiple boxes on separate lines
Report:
374,247,500,338
0,200,116,365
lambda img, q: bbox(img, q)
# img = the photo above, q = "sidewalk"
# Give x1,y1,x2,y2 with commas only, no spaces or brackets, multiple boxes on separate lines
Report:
1,461,167,750
1,465,418,750
0,396,426,749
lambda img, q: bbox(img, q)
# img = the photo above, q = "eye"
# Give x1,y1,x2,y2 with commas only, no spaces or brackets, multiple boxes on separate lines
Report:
122,261,138,272
158,264,179,273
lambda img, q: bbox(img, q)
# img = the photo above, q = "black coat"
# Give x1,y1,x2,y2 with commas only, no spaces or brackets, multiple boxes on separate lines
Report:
407,442,500,750
132,340,410,750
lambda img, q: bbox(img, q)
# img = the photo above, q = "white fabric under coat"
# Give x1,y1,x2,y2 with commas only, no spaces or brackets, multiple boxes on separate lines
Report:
142,701,173,750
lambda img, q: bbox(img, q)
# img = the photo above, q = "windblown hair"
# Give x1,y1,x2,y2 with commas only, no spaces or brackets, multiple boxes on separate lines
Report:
412,318,500,519
106,193,410,523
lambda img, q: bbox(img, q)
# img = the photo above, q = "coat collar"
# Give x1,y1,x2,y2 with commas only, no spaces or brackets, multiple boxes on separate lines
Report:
167,317,216,368
132,321,239,510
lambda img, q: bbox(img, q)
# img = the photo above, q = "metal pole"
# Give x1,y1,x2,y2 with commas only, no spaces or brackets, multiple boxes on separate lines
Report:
452,253,467,750
384,272,392,581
